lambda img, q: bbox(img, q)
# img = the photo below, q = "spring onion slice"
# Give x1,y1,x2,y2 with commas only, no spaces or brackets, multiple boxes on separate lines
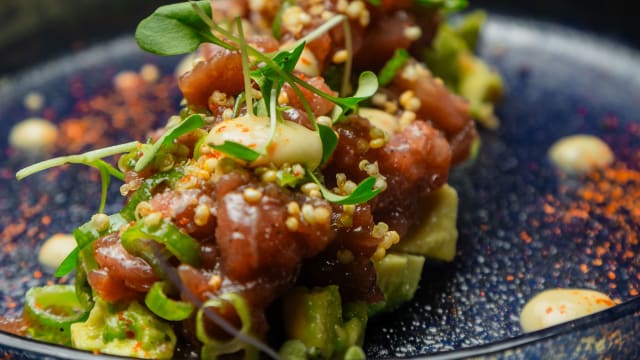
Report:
121,219,201,267
24,285,89,329
74,251,98,309
134,113,204,171
197,293,256,358
378,48,410,86
120,169,183,221
55,213,128,277
145,281,195,321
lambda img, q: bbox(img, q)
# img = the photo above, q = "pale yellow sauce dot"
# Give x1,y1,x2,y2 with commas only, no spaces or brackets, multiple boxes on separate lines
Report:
38,233,77,270
140,63,160,83
113,71,144,93
548,135,614,174
9,117,59,154
23,91,45,111
520,288,615,333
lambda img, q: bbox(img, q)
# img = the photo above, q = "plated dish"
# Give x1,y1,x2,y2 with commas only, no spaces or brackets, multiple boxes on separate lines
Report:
1,2,639,360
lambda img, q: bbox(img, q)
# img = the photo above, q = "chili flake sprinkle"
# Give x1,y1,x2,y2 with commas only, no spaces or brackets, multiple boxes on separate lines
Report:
536,151,640,300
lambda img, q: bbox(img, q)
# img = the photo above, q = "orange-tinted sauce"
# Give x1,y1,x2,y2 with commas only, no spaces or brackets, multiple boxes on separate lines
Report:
0,316,28,337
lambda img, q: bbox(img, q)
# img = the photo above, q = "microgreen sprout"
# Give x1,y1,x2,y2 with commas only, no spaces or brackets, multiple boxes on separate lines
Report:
135,1,381,204
16,142,138,213
16,142,136,181
378,48,411,86
210,141,261,162
308,171,382,205
135,113,205,171
416,0,469,11
236,18,255,118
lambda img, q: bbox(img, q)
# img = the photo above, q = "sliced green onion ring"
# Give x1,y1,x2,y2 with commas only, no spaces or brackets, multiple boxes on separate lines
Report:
120,169,183,221
145,281,195,321
121,219,201,267
196,293,253,356
24,285,89,329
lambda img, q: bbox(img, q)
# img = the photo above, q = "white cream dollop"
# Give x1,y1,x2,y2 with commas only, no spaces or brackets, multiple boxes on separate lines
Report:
294,46,320,77
206,114,323,169
548,134,614,174
38,233,77,270
9,117,59,154
520,288,615,333
359,107,398,137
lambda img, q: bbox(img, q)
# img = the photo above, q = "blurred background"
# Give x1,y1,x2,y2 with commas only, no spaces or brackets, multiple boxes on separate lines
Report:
0,0,638,77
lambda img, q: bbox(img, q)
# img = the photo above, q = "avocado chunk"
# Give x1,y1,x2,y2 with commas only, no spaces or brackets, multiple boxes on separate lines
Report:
424,10,504,129
393,184,459,261
282,286,368,359
370,253,425,315
70,297,176,359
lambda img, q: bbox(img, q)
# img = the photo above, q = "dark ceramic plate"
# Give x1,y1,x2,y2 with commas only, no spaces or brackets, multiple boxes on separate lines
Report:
1,13,639,360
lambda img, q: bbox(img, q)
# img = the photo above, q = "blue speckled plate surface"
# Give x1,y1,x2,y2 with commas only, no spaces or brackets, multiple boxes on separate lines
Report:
0,14,639,359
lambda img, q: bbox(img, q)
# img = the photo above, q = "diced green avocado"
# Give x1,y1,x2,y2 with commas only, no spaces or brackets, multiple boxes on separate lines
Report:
424,10,504,129
424,24,469,87
454,10,487,50
282,287,368,360
343,346,366,360
370,253,425,315
393,184,459,261
458,53,504,129
70,297,176,359
283,286,343,359
280,340,310,360
283,286,341,358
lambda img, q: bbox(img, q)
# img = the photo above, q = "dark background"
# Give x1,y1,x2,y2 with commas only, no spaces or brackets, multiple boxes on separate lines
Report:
0,0,638,77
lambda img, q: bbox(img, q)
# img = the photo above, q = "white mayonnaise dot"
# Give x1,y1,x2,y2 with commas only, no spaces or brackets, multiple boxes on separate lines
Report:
113,71,144,93
23,91,45,111
520,288,615,333
548,135,614,174
206,114,323,169
9,117,59,154
140,63,160,83
38,233,77,270
359,107,398,137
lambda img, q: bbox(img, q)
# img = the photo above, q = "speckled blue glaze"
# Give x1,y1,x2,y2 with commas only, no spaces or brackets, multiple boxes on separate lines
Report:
0,15,638,360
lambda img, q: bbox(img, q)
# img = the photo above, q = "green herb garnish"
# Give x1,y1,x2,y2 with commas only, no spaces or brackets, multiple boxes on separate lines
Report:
210,141,261,162
16,142,137,212
135,113,204,171
55,213,128,277
308,172,382,205
416,0,469,11
135,1,234,55
378,49,411,86
318,124,338,166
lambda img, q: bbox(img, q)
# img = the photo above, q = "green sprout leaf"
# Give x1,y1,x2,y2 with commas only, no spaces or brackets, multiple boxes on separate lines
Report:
55,214,128,277
308,172,381,205
252,42,306,116
54,247,80,278
210,141,261,162
96,163,110,214
135,0,234,55
135,114,205,171
378,49,411,86
16,143,135,213
318,124,338,166
271,2,287,39
415,0,469,12
16,142,136,180
291,71,379,121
